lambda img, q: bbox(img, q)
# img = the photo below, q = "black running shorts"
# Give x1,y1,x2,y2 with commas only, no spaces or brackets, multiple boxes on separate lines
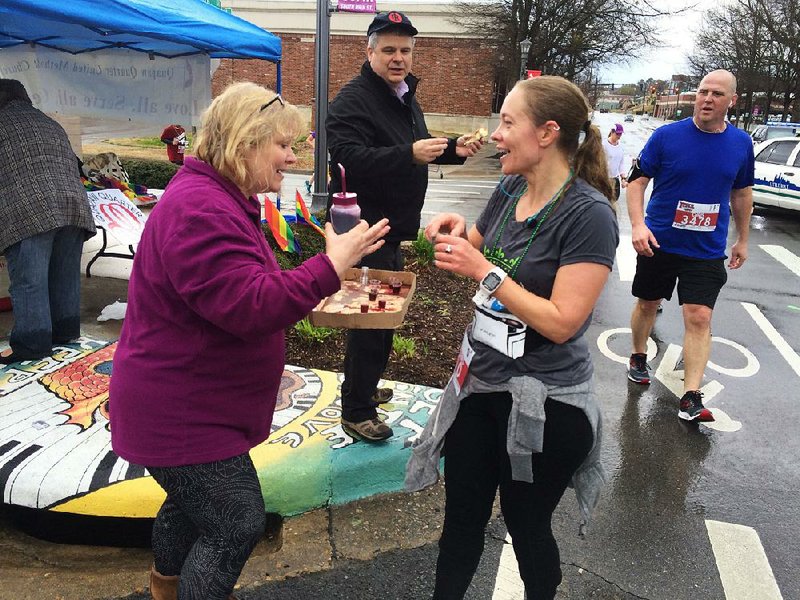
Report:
631,248,728,309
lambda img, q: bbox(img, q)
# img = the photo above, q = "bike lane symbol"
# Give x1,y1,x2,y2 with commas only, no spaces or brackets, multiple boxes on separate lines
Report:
597,328,760,433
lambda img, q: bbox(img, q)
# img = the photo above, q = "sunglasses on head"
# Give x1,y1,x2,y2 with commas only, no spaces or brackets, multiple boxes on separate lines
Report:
260,94,284,112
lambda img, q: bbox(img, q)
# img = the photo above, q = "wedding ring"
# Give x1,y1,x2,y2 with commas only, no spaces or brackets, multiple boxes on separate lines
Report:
445,244,452,254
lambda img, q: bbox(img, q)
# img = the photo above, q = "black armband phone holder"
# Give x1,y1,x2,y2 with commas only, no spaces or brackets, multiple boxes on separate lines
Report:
628,157,646,183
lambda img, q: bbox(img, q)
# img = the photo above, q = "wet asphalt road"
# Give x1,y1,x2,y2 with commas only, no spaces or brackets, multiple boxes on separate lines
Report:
224,115,800,599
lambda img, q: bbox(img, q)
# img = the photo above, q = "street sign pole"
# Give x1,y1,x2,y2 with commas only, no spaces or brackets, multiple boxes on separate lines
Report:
311,0,332,212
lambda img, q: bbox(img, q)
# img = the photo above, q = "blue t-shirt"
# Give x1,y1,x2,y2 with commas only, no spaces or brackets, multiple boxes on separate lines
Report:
638,118,754,259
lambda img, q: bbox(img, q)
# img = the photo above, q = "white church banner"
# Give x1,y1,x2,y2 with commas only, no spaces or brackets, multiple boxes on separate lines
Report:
0,47,211,125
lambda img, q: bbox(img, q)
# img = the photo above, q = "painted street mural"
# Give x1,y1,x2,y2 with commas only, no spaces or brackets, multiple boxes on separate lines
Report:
0,337,442,519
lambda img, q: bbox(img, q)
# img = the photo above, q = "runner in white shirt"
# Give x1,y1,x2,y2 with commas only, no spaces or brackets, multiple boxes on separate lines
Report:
602,122,627,211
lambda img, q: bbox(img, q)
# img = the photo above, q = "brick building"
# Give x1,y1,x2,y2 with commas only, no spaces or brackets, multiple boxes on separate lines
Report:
213,0,496,131
654,91,695,120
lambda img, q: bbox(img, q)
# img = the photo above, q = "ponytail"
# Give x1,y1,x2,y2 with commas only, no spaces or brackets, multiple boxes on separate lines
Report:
574,123,614,202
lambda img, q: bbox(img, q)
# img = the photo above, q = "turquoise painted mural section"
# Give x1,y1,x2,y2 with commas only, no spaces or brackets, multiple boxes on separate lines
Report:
329,381,442,508
0,337,445,519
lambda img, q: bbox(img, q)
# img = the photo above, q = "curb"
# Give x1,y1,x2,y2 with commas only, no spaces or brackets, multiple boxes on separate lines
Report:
0,340,443,534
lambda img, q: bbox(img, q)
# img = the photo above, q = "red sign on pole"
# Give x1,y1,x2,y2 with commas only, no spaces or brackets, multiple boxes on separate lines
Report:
526,70,542,79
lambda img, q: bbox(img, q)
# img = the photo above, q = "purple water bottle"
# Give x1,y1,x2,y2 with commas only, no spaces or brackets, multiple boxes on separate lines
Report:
330,163,361,233
330,192,361,234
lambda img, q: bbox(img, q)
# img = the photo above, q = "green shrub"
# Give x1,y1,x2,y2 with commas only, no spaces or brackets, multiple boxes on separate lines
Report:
120,157,179,190
392,334,417,359
411,229,435,266
116,136,166,148
293,317,338,343
112,134,194,148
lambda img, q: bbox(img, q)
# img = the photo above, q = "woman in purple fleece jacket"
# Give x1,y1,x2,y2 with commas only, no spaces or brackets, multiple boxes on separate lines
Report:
109,82,388,600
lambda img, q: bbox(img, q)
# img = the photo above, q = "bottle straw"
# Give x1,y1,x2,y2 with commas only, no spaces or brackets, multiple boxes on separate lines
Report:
338,162,347,194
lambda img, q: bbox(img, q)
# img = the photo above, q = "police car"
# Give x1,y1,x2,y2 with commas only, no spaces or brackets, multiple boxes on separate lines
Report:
752,136,800,212
750,121,800,144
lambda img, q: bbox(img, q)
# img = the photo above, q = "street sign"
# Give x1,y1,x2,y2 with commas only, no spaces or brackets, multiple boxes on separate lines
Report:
337,0,376,12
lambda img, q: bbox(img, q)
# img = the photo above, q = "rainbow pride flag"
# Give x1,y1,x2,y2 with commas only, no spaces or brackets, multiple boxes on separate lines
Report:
263,196,301,254
295,190,326,237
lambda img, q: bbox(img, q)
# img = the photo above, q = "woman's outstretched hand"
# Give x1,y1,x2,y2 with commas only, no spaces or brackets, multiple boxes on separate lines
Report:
324,219,390,278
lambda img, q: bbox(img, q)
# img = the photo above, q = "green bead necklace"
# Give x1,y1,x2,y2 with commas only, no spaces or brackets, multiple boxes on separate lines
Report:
488,169,574,280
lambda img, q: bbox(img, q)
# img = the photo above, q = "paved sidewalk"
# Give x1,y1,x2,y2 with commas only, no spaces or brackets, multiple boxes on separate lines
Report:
0,484,447,600
436,141,502,179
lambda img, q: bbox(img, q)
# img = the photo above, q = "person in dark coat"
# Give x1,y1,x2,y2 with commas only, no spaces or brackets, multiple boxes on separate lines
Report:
0,79,96,364
326,10,484,441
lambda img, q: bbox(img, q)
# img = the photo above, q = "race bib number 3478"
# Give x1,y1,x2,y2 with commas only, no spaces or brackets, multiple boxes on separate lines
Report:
672,200,720,232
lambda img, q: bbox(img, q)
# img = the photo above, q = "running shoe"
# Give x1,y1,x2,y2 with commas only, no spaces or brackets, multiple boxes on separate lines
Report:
627,353,651,384
371,387,394,404
678,390,715,422
342,417,393,442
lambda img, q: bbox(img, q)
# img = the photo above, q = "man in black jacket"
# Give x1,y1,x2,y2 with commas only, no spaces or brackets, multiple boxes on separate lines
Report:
327,11,483,441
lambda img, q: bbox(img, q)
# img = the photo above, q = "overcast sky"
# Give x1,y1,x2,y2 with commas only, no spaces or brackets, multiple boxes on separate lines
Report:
598,1,707,84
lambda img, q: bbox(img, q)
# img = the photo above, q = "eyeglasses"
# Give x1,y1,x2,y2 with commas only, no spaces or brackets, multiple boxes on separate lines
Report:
260,94,284,112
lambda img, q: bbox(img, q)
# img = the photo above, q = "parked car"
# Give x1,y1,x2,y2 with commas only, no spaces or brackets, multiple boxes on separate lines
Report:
752,136,800,212
750,122,800,144
624,114,635,122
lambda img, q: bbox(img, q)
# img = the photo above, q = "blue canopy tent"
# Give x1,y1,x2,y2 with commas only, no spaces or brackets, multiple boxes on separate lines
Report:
0,0,282,90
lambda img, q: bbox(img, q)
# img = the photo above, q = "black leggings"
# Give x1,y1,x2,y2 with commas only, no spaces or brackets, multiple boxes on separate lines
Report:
433,393,593,600
147,453,266,600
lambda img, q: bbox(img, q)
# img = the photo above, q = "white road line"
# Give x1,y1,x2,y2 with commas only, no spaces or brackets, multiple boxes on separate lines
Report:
741,302,800,378
705,519,784,600
492,534,524,599
430,183,497,189
434,179,497,184
760,244,800,278
616,234,637,281
427,189,482,195
421,199,465,205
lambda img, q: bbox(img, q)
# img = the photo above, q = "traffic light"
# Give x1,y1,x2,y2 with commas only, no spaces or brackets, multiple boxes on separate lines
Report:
611,83,615,91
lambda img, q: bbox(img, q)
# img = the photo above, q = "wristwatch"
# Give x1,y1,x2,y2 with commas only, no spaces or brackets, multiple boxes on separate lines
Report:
472,266,507,306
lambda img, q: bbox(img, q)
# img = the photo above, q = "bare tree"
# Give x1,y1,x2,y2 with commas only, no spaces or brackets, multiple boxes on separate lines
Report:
748,0,800,120
449,0,680,92
689,0,798,124
689,0,771,128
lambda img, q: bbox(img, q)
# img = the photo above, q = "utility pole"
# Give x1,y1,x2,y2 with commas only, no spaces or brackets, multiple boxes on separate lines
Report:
311,0,332,213
518,38,531,81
